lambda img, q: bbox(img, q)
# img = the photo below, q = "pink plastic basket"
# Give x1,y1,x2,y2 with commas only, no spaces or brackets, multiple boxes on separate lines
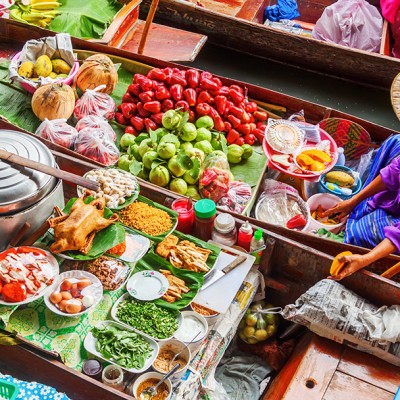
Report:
12,51,79,94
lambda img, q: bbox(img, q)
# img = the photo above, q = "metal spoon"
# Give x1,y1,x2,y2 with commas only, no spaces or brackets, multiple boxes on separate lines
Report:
139,363,181,400
168,330,201,369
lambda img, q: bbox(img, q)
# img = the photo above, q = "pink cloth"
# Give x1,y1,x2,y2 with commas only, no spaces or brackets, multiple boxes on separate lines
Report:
381,0,400,23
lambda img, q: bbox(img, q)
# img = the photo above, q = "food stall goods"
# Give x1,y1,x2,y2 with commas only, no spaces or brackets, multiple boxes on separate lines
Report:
236,221,253,251
171,198,195,234
193,199,217,241
211,213,237,246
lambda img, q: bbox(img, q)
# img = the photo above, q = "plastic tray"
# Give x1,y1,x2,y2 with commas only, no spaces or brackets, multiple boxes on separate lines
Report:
0,379,19,400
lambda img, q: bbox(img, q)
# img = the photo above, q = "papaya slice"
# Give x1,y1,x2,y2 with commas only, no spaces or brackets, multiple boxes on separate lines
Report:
330,251,353,276
296,153,314,168
302,149,332,163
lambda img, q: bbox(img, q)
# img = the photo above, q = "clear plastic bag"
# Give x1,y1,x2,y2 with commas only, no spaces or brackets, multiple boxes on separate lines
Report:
218,181,252,213
288,110,321,143
74,85,116,121
199,153,232,202
35,118,78,149
312,0,383,52
74,128,119,165
75,115,116,142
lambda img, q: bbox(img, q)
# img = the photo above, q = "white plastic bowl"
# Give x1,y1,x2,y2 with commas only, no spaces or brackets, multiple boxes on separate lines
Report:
131,371,172,400
190,302,220,326
174,311,208,344
305,193,347,234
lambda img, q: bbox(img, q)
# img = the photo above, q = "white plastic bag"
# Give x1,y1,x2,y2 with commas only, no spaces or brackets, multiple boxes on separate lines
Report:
312,0,383,52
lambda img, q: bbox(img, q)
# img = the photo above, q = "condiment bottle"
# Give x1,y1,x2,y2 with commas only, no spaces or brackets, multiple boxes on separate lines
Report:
193,199,217,241
250,229,265,266
212,213,237,247
102,365,124,391
236,220,253,251
82,359,103,381
171,197,195,234
335,147,346,166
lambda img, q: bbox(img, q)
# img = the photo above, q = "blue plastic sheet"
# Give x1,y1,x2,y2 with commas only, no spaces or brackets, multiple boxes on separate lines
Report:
264,0,300,22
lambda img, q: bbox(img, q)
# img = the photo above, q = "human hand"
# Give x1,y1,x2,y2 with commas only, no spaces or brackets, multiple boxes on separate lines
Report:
321,198,355,220
328,254,370,281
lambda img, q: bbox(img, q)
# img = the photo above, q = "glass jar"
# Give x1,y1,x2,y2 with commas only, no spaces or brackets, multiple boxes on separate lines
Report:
171,197,195,234
212,213,237,247
193,199,217,241
82,359,103,381
102,365,124,391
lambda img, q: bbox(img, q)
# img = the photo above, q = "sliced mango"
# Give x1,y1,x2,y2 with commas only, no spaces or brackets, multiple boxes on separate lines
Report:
330,251,353,276
311,161,325,172
302,149,332,163
296,153,314,168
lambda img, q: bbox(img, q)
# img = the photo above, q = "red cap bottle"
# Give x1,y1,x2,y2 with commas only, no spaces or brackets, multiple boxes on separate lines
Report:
236,220,253,252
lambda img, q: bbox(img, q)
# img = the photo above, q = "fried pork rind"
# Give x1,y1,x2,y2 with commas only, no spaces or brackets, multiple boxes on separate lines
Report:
160,269,190,303
156,235,179,258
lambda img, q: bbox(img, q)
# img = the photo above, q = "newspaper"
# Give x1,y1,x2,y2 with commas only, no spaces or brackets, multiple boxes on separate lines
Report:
282,279,400,367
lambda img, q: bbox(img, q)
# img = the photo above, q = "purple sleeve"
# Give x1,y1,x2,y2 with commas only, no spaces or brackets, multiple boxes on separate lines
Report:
384,222,400,251
380,157,400,190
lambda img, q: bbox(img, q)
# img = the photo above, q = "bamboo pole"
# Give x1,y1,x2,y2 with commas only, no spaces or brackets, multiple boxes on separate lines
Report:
138,0,159,55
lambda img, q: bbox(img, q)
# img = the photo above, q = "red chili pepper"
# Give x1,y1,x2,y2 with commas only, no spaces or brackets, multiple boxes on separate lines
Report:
253,128,265,144
200,77,220,91
245,102,258,113
162,99,175,112
197,90,213,104
234,137,245,146
214,115,225,132
229,105,245,119
196,103,211,116
253,110,268,122
143,100,161,114
237,123,251,135
208,106,220,119
144,118,158,132
186,69,200,88
175,100,190,111
224,121,232,132
227,114,241,129
170,73,187,87
122,92,135,103
155,86,171,101
130,116,145,131
229,84,244,94
151,112,164,126
183,88,197,106
188,110,196,123
128,83,141,97
214,95,227,115
244,133,256,145
170,84,183,101
139,91,154,103
138,77,153,92
136,102,151,118
115,112,128,125
147,68,167,81
229,88,245,105
227,129,240,144
120,103,137,119
286,214,307,229
125,126,137,135
200,71,213,81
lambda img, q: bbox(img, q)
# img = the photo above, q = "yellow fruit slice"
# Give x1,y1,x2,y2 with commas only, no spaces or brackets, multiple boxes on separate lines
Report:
302,149,332,163
296,153,314,168
330,251,352,276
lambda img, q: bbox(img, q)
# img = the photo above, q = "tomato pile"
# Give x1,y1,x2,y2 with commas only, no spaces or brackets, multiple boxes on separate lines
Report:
115,67,268,146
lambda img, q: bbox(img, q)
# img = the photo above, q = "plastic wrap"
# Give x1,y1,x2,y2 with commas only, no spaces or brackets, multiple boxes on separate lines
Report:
218,181,252,213
75,115,116,142
35,118,78,149
288,110,321,143
73,85,116,121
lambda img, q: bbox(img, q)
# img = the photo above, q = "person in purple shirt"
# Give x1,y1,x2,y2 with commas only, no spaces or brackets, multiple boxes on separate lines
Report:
323,135,400,280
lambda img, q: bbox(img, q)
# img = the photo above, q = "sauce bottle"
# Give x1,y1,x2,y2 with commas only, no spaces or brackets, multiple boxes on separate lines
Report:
250,229,265,266
193,199,217,241
236,220,253,251
212,213,237,247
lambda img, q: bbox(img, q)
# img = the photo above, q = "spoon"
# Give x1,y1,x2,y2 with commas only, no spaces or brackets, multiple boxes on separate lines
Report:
168,330,201,369
139,363,181,400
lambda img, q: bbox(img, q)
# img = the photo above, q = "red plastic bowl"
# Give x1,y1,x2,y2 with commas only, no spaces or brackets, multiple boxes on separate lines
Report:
12,51,79,94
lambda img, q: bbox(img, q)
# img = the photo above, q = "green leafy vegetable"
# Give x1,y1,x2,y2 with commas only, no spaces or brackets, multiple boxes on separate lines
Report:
92,324,153,369
116,297,179,339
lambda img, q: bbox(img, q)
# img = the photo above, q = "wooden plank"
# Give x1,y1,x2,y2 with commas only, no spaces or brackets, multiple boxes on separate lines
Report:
322,371,394,400
337,347,400,394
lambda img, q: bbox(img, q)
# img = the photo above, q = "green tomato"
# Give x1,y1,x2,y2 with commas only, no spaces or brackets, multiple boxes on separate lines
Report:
181,122,197,141
194,140,213,155
242,144,253,160
157,142,176,160
119,133,137,150
142,150,159,170
169,178,188,195
195,127,212,142
186,185,201,200
117,154,133,171
195,115,214,130
227,144,244,164
129,143,142,161
167,155,187,177
138,138,156,158
162,110,181,130
149,165,170,187
180,142,193,153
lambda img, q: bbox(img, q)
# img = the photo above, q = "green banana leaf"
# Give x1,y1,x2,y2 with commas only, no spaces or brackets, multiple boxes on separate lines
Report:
121,195,179,242
134,252,204,310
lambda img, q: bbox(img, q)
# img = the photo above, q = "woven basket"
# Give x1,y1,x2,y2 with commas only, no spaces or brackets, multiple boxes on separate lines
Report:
391,72,400,123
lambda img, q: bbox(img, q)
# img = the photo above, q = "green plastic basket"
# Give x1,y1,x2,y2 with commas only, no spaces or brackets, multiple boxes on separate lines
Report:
0,379,19,400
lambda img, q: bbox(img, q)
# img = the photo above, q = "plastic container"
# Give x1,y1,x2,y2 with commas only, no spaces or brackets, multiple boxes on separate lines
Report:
171,198,195,234
193,199,217,241
0,379,19,400
335,147,346,166
101,365,124,391
250,229,265,266
82,359,103,381
237,221,253,251
305,193,347,234
190,302,220,325
212,213,237,246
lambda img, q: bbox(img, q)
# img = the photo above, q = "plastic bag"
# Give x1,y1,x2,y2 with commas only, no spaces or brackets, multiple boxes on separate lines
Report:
218,181,252,213
35,118,78,149
288,110,321,143
74,128,119,165
199,153,232,202
74,85,116,121
238,300,281,344
75,115,116,142
312,0,383,52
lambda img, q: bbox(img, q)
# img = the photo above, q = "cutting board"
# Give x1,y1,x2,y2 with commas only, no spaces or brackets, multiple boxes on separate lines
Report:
193,242,255,314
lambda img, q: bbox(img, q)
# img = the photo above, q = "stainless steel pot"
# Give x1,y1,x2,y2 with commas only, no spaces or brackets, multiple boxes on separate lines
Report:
0,130,64,251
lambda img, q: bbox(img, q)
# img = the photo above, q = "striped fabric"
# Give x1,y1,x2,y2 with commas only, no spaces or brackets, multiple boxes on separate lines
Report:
345,135,400,250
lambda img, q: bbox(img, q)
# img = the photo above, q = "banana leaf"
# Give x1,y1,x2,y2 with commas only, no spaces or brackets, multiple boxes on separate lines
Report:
121,195,179,242
134,252,204,310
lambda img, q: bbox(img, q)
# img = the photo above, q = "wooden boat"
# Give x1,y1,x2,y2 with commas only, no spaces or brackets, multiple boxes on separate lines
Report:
139,0,400,88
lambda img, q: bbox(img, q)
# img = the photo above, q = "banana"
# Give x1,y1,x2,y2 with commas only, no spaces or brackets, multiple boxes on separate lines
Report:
30,2,61,9
21,13,45,21
9,9,26,22
35,9,59,16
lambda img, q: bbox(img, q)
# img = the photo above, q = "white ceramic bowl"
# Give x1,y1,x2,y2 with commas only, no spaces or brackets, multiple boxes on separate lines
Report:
190,302,220,326
131,371,172,400
305,193,347,234
173,311,208,344
152,338,191,383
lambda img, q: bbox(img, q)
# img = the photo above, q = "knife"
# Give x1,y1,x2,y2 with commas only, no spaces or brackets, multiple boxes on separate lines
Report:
201,255,247,291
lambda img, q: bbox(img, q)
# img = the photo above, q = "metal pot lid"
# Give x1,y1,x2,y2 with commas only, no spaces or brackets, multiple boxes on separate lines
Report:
0,130,56,214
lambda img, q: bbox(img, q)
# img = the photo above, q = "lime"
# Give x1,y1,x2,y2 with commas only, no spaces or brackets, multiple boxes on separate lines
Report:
243,326,255,338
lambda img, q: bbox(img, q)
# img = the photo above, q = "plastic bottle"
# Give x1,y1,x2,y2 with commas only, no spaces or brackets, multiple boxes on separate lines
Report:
250,229,265,266
212,213,237,246
236,220,253,251
193,199,217,241
335,147,346,166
